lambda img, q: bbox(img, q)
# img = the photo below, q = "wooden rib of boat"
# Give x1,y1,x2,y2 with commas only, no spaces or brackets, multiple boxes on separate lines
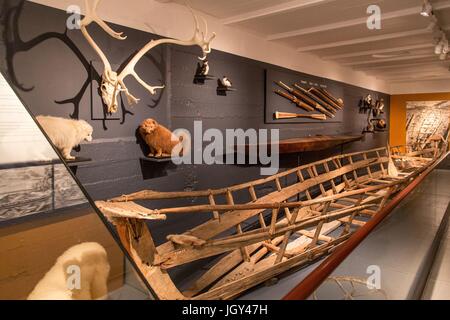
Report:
95,141,447,300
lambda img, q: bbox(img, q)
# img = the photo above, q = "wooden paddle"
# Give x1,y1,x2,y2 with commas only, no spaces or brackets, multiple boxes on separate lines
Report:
274,111,327,121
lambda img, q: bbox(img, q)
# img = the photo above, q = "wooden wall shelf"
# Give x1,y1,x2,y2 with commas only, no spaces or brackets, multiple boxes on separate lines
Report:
66,157,92,166
140,156,173,163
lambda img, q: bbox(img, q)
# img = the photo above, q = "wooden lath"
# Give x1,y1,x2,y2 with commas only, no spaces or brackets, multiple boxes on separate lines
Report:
94,144,443,300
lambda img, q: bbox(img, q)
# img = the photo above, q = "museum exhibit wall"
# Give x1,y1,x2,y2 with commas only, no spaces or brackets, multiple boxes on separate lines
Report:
0,0,390,286
390,92,450,147
29,0,389,94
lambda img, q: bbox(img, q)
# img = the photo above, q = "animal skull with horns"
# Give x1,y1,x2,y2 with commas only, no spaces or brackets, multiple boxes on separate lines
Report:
80,0,216,113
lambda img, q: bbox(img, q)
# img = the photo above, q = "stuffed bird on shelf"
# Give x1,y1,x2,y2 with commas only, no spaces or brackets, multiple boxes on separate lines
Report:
220,76,233,88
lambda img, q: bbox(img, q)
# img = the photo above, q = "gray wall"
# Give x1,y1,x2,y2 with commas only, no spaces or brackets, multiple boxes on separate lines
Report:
0,0,390,284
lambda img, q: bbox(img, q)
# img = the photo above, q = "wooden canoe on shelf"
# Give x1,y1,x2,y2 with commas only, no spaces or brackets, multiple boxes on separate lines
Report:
95,139,447,300
276,135,363,154
238,135,363,154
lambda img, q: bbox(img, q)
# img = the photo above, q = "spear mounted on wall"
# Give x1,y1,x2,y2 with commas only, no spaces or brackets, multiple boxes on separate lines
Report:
274,89,315,112
275,81,335,118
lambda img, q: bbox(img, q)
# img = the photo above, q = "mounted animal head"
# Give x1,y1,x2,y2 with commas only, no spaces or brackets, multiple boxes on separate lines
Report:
80,0,216,113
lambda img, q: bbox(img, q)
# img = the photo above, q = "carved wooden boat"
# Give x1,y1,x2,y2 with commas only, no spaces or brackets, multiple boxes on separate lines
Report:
95,143,446,300
276,135,363,153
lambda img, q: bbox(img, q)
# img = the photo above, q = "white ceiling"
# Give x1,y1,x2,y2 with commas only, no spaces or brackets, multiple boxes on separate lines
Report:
407,100,450,107
184,0,450,84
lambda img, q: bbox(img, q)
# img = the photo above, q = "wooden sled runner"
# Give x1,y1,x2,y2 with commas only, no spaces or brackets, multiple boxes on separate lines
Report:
95,142,446,300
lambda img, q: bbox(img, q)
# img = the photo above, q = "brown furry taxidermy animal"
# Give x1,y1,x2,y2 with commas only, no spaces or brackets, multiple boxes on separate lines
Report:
139,118,189,158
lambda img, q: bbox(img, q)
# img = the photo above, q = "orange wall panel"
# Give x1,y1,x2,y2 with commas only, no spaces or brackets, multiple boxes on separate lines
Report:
390,92,450,147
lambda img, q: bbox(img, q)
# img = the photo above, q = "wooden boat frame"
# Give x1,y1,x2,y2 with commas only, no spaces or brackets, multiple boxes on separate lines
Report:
95,141,447,300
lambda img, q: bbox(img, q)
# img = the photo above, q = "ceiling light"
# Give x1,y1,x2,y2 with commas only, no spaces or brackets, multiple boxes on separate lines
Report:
421,0,433,17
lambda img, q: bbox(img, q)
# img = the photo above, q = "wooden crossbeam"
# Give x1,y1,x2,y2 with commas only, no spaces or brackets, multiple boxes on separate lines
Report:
308,201,331,249
324,162,338,194
342,197,363,234
249,185,269,230
208,193,220,220
339,217,366,227
363,153,373,178
335,158,351,189
269,208,279,235
275,205,301,264
262,242,293,258
275,177,282,191
227,189,250,262
297,169,312,200
348,156,359,182
330,202,376,216
157,204,372,269
370,178,393,184
376,150,387,175
308,166,327,195
298,230,334,242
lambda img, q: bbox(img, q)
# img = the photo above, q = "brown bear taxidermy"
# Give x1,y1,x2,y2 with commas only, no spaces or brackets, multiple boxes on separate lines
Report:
139,118,189,158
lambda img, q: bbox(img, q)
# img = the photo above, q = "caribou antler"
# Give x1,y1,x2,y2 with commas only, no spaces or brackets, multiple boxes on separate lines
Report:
80,0,216,113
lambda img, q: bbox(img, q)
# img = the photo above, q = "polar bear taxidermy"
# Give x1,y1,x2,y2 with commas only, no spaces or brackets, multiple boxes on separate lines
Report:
27,242,110,300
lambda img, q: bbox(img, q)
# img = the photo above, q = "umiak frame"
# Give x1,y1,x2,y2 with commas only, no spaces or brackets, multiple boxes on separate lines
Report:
95,143,445,300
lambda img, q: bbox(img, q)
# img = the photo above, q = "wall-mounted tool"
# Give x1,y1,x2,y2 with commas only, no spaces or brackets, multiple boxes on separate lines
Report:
364,117,387,133
274,111,327,121
292,83,337,116
275,81,334,118
360,94,374,113
316,87,344,109
274,89,314,112
309,87,342,111
373,98,385,117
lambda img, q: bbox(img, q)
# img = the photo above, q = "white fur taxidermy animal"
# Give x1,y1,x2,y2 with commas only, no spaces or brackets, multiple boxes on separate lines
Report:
27,242,110,300
36,115,93,160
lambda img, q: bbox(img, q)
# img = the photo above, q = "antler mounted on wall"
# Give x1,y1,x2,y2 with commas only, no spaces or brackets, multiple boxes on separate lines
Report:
80,0,216,113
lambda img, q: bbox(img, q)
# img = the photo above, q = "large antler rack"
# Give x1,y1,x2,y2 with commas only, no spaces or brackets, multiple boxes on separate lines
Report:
80,0,216,113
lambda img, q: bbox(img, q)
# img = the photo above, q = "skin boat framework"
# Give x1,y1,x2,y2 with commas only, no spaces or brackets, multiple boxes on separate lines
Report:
95,139,448,300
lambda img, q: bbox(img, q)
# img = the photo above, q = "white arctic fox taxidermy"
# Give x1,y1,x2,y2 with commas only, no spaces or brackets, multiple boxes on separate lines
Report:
27,242,111,300
36,115,93,160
